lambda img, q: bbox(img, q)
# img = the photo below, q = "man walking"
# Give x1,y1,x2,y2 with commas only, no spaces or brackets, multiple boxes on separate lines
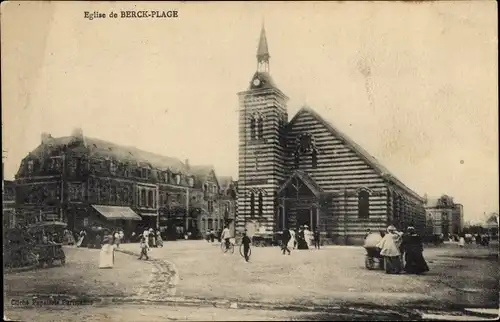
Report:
281,228,292,255
221,225,232,251
241,231,251,263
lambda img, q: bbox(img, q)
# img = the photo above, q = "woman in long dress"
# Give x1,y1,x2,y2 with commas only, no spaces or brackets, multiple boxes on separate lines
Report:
297,226,309,250
458,235,466,247
76,230,86,248
156,230,163,248
304,226,313,248
401,226,429,274
376,225,403,274
99,232,115,269
288,229,296,250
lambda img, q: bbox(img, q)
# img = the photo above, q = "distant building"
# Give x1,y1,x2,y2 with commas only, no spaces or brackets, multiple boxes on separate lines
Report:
14,129,234,239
237,26,426,245
424,195,463,237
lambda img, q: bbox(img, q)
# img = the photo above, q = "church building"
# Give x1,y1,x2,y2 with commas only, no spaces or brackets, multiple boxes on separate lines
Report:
236,26,426,245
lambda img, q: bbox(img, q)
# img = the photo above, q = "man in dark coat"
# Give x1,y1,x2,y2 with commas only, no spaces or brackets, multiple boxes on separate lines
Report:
281,228,291,255
402,226,429,274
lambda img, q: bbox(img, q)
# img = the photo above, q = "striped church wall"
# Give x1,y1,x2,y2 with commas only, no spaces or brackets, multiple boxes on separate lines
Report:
235,93,426,244
284,110,390,243
236,89,288,235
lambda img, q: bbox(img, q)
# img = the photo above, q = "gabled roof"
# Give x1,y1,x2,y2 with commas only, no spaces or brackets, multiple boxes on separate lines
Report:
217,176,234,189
288,106,423,201
190,164,220,187
278,170,324,197
29,135,188,174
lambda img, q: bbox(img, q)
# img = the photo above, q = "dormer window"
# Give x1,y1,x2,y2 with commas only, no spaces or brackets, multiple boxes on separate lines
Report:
27,160,34,173
175,174,181,185
109,160,117,175
188,177,194,187
203,183,208,192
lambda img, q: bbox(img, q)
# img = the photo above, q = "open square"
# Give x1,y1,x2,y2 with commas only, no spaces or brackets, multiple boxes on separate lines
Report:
121,241,499,309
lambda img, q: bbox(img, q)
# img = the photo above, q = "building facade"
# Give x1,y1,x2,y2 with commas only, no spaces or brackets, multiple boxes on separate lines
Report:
237,27,426,245
14,130,234,239
424,195,463,237
3,180,16,229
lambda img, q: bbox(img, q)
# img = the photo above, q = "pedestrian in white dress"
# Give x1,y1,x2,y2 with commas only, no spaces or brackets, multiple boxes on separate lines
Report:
458,235,466,247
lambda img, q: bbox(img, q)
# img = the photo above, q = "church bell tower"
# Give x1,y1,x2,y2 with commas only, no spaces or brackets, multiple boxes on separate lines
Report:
236,24,289,235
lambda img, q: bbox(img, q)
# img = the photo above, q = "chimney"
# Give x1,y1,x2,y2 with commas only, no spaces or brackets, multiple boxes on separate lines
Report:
41,132,53,144
185,159,190,169
70,127,86,146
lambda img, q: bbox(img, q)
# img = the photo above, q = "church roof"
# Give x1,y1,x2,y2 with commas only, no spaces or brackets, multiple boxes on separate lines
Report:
289,106,423,201
249,71,278,91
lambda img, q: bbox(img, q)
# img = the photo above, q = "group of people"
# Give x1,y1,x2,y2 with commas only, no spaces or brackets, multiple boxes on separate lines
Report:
76,228,125,249
280,225,321,255
136,228,164,260
365,225,429,275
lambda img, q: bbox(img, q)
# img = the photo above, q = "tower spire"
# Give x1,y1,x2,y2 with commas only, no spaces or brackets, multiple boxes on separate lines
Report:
257,22,270,72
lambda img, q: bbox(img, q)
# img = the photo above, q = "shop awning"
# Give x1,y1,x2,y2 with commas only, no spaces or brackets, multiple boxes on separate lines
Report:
92,205,142,221
140,212,158,217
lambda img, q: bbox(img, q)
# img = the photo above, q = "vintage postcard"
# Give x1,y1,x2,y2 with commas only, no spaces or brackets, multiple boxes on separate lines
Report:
2,1,498,321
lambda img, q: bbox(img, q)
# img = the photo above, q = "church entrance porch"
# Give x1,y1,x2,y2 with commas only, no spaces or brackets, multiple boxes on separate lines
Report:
277,170,327,233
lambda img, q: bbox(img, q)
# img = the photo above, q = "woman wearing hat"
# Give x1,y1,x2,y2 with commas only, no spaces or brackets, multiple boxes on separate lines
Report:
99,230,115,269
376,225,403,274
401,226,429,274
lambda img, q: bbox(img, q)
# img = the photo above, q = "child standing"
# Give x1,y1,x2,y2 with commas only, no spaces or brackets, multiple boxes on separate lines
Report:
313,229,321,249
138,236,150,260
241,232,251,263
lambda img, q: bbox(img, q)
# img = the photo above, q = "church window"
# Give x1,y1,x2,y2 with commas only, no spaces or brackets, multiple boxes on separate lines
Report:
312,150,318,168
358,190,370,219
250,117,256,140
258,192,263,216
257,118,264,139
250,192,255,217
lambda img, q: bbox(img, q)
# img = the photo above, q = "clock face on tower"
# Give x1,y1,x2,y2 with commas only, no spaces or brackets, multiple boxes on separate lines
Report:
253,78,261,86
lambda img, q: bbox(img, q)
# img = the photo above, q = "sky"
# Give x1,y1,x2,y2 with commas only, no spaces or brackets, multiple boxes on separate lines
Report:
2,1,498,223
